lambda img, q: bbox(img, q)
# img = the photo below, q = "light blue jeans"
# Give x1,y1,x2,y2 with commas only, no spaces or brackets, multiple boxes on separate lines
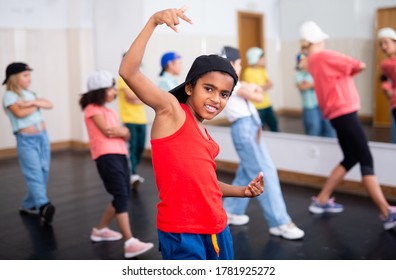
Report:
303,107,336,138
223,117,291,228
16,130,50,209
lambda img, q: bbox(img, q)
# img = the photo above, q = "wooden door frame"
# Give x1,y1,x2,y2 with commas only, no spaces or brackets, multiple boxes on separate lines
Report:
237,11,264,71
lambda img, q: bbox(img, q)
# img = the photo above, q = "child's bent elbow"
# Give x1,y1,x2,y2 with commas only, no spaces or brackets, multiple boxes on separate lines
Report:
119,68,127,80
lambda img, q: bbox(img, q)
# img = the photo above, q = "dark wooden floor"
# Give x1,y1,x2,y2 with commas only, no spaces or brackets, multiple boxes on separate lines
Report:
0,150,396,260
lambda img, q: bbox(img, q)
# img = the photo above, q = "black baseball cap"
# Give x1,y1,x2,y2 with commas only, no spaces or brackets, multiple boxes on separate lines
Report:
3,62,33,85
169,54,238,103
221,46,241,62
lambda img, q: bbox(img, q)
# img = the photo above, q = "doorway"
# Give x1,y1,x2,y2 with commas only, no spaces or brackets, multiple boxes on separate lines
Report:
373,7,396,127
237,11,264,72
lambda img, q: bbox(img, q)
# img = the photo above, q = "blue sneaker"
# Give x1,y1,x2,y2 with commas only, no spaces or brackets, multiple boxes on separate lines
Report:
309,196,344,214
382,207,396,230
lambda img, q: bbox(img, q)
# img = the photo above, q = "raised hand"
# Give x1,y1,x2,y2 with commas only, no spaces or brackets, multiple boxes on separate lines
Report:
151,6,193,32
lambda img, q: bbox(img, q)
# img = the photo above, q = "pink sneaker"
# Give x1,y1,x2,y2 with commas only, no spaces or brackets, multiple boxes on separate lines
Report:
90,227,122,242
124,237,154,258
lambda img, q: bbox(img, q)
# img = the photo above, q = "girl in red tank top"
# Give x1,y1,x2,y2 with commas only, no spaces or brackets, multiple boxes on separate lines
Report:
119,7,264,260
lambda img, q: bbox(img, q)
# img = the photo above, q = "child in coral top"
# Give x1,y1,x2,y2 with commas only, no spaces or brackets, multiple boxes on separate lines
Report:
80,70,153,258
300,21,396,231
378,27,396,124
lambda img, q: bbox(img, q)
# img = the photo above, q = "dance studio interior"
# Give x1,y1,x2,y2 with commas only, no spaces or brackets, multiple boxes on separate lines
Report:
1,0,396,261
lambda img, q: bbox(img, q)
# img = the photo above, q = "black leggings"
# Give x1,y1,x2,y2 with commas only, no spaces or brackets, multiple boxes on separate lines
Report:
392,108,396,124
330,112,374,176
95,154,130,213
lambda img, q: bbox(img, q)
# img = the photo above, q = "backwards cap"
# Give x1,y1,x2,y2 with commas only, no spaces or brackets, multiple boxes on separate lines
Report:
169,54,238,103
3,62,32,85
160,52,181,76
221,46,241,62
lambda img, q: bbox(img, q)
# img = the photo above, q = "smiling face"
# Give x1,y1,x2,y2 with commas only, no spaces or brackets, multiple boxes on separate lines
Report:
185,71,234,122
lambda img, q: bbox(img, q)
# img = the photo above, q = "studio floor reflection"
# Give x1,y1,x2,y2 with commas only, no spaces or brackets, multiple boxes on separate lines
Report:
0,150,396,260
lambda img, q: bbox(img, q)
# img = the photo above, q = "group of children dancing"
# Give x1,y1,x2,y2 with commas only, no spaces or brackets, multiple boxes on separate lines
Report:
3,7,396,260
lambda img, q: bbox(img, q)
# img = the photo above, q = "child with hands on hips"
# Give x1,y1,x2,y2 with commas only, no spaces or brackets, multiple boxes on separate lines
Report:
119,7,264,260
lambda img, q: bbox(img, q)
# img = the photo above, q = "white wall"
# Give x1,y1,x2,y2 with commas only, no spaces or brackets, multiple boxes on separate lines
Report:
0,0,95,147
0,0,278,148
89,0,280,127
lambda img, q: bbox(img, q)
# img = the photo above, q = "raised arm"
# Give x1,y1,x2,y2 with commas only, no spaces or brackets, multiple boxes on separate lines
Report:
119,7,192,113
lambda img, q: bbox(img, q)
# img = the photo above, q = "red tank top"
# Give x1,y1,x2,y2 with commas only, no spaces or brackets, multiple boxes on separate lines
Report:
151,104,227,234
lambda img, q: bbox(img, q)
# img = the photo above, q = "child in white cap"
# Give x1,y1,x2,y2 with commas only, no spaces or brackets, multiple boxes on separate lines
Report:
378,27,396,124
299,21,396,230
79,70,154,258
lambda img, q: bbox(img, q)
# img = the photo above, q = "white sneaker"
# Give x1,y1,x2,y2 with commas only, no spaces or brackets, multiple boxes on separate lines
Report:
227,213,250,226
269,222,305,240
130,174,145,191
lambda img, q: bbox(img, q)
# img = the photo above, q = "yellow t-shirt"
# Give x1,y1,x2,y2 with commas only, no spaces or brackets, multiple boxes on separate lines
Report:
242,66,272,109
117,77,147,124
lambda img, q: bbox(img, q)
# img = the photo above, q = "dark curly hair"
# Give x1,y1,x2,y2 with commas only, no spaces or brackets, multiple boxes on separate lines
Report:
79,89,107,110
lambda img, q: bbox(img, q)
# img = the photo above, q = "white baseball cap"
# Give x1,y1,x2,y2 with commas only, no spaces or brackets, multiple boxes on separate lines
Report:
87,70,114,91
378,27,396,40
246,47,264,65
300,21,329,43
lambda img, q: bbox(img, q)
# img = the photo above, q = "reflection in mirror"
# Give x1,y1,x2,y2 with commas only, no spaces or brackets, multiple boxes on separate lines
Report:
207,113,392,143
374,7,396,144
207,2,396,145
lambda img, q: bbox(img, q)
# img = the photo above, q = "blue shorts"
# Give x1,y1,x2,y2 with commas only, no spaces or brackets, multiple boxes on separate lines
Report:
157,226,234,260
